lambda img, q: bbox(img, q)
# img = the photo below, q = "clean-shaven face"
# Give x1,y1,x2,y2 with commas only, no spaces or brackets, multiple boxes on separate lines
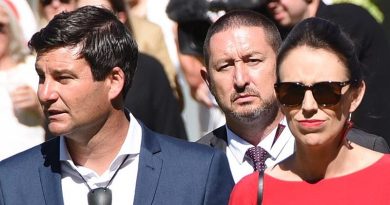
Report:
36,46,112,138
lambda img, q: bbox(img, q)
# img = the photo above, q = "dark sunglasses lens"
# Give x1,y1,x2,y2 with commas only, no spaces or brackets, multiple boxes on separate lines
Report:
312,82,342,106
276,83,305,106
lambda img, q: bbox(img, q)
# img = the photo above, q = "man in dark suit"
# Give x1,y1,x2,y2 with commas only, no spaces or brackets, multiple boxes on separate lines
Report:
197,10,389,183
198,10,296,183
0,6,234,205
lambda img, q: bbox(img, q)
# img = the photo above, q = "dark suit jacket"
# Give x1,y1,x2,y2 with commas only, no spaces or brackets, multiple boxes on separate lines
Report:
0,124,234,205
197,125,390,154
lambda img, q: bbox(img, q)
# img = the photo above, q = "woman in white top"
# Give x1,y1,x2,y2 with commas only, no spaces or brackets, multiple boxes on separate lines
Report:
0,1,45,160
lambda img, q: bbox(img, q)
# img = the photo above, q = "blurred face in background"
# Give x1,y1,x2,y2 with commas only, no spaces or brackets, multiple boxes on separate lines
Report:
76,0,128,25
267,0,312,28
77,0,112,9
41,0,77,21
0,6,9,60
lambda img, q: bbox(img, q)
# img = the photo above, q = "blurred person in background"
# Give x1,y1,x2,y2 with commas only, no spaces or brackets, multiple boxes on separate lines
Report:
0,0,45,160
266,0,390,143
127,5,181,104
31,0,77,27
126,0,179,70
6,0,38,41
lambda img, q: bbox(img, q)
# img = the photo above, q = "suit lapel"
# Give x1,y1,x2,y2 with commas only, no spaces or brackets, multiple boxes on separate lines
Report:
210,125,228,151
133,125,162,205
39,138,64,205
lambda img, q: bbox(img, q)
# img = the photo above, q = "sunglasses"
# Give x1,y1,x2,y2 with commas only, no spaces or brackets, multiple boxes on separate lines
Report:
41,0,71,6
274,81,352,107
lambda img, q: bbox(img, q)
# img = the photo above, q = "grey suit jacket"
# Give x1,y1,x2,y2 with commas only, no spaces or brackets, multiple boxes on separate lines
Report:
0,124,234,205
198,125,390,153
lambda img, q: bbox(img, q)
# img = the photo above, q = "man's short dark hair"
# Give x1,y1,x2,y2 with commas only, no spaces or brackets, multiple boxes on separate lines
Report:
203,10,282,68
29,6,138,97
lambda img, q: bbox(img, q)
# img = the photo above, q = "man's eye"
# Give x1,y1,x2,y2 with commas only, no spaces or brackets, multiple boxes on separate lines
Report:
218,64,229,71
247,59,261,66
217,62,234,71
57,75,73,83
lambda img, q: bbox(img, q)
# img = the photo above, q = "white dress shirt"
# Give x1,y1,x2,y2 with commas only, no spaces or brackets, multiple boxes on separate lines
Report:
226,118,295,182
60,113,142,205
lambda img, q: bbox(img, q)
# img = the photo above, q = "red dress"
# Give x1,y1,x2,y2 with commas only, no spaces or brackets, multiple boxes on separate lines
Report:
229,154,390,205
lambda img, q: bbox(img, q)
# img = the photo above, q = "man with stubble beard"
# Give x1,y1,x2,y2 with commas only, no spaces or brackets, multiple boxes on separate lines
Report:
197,10,295,182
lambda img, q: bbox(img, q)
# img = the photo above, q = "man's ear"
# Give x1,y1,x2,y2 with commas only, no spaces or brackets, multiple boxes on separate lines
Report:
107,67,125,100
200,66,210,88
349,81,366,113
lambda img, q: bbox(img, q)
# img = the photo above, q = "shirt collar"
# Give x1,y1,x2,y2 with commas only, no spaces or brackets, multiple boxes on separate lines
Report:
59,111,142,173
266,118,292,160
226,126,253,165
226,118,291,164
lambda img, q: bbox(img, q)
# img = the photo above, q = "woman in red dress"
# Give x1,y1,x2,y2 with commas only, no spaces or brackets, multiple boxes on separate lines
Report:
229,17,390,205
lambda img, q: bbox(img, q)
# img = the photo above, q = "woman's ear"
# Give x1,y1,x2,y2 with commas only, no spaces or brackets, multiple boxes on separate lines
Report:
107,67,125,100
349,81,366,113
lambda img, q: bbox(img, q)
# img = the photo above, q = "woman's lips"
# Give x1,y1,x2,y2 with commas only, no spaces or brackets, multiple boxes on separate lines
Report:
298,120,325,128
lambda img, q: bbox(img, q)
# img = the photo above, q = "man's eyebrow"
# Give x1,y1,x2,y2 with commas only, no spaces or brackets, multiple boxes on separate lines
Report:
215,57,233,64
51,68,74,75
35,65,75,76
244,50,264,56
214,51,264,63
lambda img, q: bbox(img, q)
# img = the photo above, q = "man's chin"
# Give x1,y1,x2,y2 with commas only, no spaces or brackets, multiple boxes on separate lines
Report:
230,103,278,123
48,124,70,136
230,110,261,123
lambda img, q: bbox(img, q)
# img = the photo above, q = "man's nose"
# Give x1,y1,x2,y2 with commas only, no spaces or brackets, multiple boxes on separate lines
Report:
38,80,59,104
233,62,250,89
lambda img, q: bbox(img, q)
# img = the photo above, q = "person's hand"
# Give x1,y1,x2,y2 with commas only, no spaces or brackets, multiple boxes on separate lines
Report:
9,85,43,125
192,82,213,108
